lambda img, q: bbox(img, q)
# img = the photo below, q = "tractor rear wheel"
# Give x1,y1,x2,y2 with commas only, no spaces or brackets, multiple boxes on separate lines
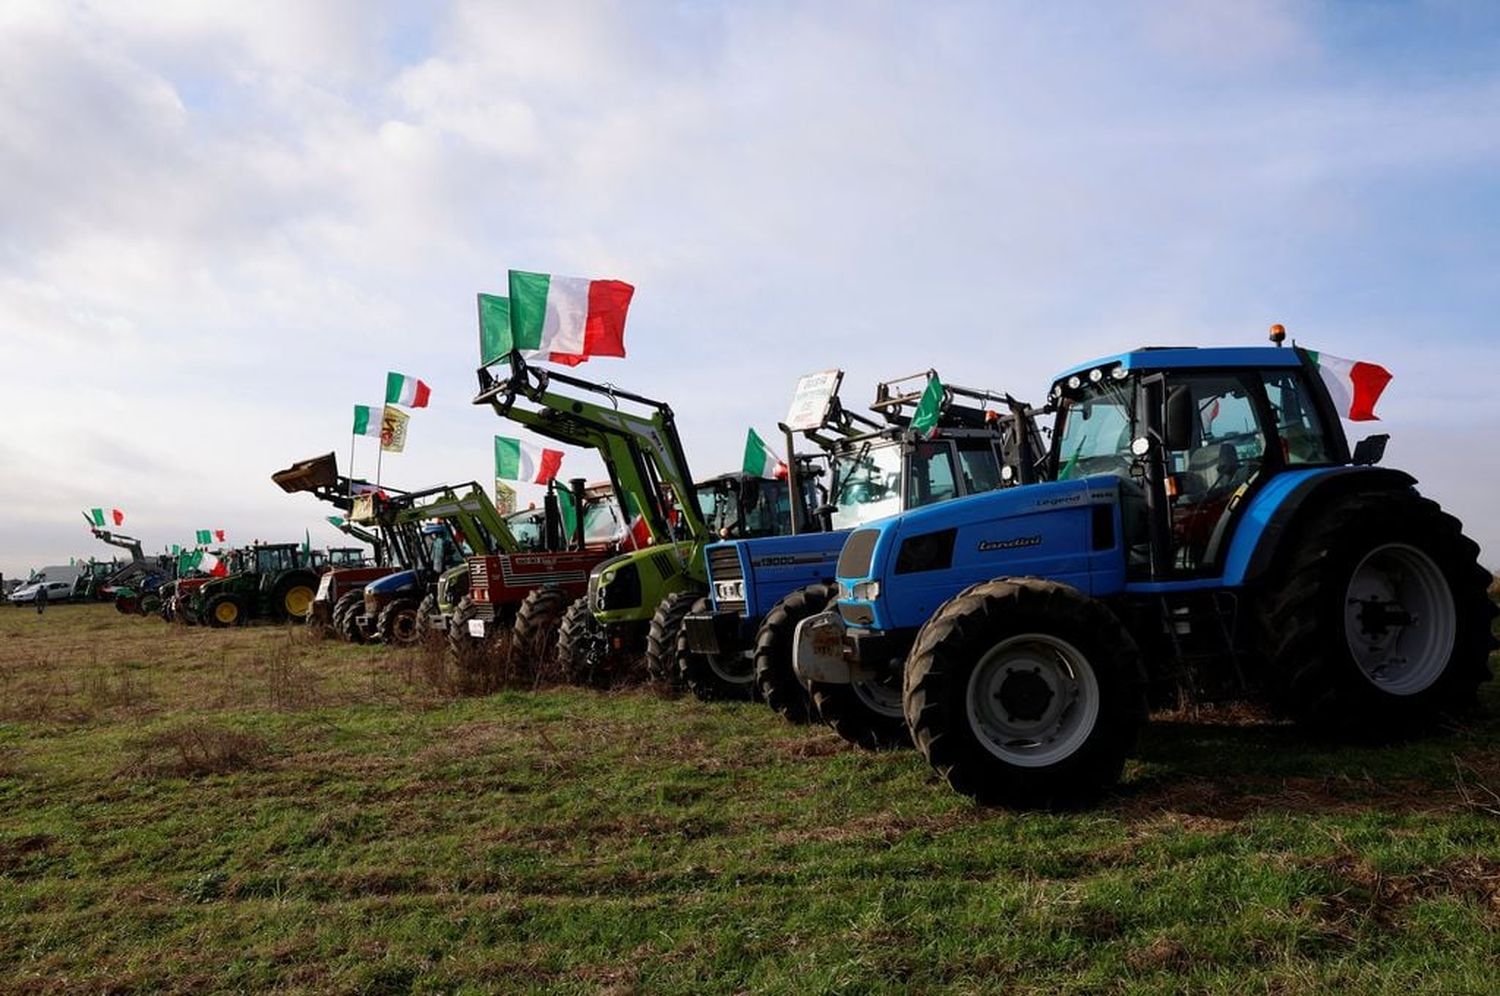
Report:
753,584,827,724
646,591,699,688
139,594,161,616
557,595,610,686
277,581,316,623
679,596,755,701
904,578,1146,808
513,586,570,667
205,593,247,629
378,598,421,646
446,595,491,687
1257,490,1495,734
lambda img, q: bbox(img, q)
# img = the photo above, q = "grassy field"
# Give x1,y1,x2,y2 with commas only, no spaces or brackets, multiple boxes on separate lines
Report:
1,604,1497,994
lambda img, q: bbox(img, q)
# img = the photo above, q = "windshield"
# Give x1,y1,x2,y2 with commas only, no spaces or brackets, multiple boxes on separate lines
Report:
694,478,792,539
830,442,903,529
506,510,544,550
582,501,625,544
1053,379,1135,480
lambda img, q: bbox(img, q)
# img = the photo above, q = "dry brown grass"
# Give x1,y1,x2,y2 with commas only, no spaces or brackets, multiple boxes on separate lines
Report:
120,722,273,777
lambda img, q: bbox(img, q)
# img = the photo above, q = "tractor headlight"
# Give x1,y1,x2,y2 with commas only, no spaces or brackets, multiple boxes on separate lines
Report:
851,580,880,601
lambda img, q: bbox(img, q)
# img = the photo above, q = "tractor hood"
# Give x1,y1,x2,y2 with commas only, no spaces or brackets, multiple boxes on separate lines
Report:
365,570,419,596
833,475,1127,632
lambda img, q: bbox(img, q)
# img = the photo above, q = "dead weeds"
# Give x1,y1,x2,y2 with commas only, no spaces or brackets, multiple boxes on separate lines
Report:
120,722,273,778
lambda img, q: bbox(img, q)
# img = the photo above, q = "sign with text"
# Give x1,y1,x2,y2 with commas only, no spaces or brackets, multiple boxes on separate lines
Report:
784,369,843,432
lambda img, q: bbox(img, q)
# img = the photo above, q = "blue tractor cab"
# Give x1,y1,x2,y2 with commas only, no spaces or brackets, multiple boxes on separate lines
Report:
797,335,1495,806
680,369,1047,722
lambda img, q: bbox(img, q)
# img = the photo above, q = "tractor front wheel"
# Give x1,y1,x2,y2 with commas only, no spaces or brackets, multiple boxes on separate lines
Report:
903,578,1146,808
513,586,570,667
678,596,755,702
205,593,247,629
646,591,699,689
378,599,421,646
557,595,611,687
415,592,442,644
753,584,828,724
810,668,910,750
1258,490,1495,734
331,591,363,642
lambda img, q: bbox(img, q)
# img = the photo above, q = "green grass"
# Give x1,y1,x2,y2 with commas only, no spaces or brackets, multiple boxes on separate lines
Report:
1,604,1498,993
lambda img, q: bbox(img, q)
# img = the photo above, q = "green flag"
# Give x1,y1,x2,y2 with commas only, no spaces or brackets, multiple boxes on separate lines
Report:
910,373,944,438
171,544,181,555
303,529,311,555
326,516,345,528
556,484,577,539
478,293,513,365
196,529,212,545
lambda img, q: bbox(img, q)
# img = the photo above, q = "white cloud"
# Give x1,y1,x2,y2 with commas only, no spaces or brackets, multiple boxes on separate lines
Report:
3,2,1500,576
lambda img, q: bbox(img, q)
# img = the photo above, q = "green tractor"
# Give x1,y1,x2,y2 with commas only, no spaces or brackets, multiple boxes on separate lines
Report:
472,355,818,684
198,543,321,628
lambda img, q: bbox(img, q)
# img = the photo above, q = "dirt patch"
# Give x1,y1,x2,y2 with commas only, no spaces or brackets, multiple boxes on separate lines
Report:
120,722,273,778
1302,854,1500,936
0,832,59,872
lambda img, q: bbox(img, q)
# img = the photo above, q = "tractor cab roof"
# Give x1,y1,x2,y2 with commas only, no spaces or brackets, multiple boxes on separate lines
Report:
1051,345,1303,389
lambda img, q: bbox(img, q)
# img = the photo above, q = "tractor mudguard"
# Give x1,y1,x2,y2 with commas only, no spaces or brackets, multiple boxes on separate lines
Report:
1221,466,1417,586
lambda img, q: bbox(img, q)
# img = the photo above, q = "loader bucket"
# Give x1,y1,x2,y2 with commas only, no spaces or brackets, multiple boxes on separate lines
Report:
273,453,340,494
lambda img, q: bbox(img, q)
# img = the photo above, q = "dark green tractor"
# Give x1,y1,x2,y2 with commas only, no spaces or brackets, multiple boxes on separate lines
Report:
200,544,321,628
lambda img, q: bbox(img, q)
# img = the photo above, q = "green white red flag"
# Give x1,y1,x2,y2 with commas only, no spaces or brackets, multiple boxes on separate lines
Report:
1308,351,1392,421
352,404,381,437
86,508,125,527
742,428,787,480
494,435,564,484
385,372,431,408
507,270,634,366
193,550,228,577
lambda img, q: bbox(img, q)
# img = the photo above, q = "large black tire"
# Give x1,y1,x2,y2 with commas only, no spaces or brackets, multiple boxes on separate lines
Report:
646,591,699,688
273,574,318,623
445,595,486,679
378,598,421,646
678,596,755,702
513,586,570,667
1257,489,1495,735
415,592,441,644
810,667,911,751
204,593,247,629
556,595,610,686
904,578,1147,808
331,590,364,643
753,584,828,724
139,593,162,617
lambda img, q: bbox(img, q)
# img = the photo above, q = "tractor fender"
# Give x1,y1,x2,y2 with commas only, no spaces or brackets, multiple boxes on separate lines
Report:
1221,466,1417,586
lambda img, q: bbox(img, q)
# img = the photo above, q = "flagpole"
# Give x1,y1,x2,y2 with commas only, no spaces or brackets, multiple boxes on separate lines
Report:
375,437,385,490
348,432,357,498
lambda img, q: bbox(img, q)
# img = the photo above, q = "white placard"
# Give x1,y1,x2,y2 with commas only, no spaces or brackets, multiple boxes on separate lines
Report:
784,369,843,431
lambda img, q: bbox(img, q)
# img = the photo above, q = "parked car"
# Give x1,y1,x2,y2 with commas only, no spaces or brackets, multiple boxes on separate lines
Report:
9,580,75,605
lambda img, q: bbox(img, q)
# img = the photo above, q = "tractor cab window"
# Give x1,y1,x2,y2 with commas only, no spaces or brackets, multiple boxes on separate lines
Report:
830,442,903,529
507,510,543,550
906,441,959,507
1054,380,1134,481
1163,373,1269,571
695,478,791,540
582,502,625,545
1263,370,1334,465
956,439,1004,495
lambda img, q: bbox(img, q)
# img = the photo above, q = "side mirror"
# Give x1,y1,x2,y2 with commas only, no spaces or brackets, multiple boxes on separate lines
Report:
1164,386,1194,452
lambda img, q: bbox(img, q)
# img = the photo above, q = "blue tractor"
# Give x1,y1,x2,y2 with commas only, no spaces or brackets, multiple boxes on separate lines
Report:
795,334,1496,806
680,370,1046,746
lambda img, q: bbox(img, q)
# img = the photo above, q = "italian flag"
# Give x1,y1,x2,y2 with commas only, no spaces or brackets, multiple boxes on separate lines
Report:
743,428,787,480
622,514,653,551
508,270,634,366
87,508,125,527
1308,351,1392,421
385,372,431,408
494,435,564,484
194,550,229,577
352,404,381,437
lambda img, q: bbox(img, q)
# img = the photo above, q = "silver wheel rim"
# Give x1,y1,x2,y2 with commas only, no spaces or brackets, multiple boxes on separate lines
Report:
708,650,755,686
966,634,1100,768
852,672,904,718
1344,543,1455,696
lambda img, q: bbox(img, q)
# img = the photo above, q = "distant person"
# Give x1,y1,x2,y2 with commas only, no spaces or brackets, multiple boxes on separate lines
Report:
35,584,47,615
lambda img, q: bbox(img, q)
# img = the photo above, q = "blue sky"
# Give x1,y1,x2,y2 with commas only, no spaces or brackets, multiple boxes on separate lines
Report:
3,0,1499,577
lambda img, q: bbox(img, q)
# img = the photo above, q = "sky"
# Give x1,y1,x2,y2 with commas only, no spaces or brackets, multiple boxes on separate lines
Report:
3,0,1500,578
